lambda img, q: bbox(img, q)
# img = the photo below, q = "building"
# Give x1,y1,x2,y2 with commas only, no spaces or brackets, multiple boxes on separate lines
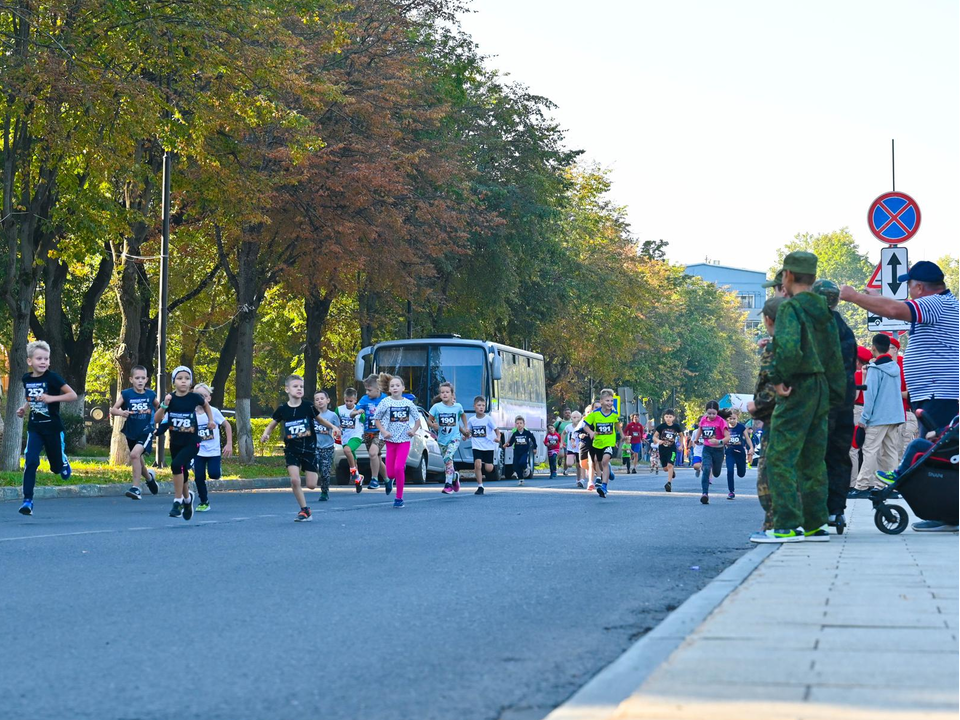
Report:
684,261,767,331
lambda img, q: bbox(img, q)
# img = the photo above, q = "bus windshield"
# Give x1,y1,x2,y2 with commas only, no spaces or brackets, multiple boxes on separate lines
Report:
374,344,486,406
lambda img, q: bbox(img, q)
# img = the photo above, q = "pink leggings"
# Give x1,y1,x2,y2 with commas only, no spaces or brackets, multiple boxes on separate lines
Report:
385,441,410,500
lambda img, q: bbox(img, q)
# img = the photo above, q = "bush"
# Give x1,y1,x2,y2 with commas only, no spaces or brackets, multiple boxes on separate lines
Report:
61,414,87,454
86,422,114,447
221,416,278,457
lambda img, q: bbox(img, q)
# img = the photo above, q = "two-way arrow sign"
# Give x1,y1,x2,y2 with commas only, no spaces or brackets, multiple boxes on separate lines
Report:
880,246,909,301
886,252,904,295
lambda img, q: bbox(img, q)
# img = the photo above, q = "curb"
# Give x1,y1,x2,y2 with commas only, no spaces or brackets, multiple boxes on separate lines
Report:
543,543,779,720
0,477,292,502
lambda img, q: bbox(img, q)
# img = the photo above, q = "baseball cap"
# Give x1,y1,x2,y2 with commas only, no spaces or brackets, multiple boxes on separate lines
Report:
782,251,818,275
762,270,783,289
898,260,944,284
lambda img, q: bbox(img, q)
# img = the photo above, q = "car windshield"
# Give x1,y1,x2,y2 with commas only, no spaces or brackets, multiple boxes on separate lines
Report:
374,344,485,406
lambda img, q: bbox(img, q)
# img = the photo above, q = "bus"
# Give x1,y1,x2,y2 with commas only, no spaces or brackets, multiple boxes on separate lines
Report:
355,336,548,478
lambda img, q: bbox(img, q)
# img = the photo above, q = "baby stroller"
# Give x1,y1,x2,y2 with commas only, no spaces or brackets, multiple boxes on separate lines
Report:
870,412,959,534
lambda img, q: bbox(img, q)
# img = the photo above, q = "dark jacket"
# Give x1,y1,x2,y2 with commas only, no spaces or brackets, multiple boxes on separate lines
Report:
833,310,857,408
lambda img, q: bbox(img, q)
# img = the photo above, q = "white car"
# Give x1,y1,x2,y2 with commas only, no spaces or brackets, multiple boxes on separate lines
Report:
333,406,446,484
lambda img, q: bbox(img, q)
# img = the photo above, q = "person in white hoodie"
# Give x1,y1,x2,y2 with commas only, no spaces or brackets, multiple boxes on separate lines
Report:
849,334,905,495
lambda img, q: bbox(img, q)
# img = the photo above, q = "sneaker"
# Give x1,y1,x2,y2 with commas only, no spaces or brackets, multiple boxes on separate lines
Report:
18,500,33,516
727,492,735,500
804,525,830,542
369,479,380,490
694,467,701,478
596,483,607,498
295,507,312,522
549,473,557,479
385,478,393,496
749,528,805,544
319,491,329,502
875,470,896,485
518,478,524,486
182,492,194,521
196,502,210,512
169,501,183,518
475,486,484,496
594,476,601,487
847,488,871,499
145,469,159,495
577,480,584,489
125,486,142,500
700,494,709,505
353,470,363,493
452,472,461,492
587,484,595,491
912,520,960,533
60,460,72,480
393,498,404,508
442,483,453,494
664,481,672,492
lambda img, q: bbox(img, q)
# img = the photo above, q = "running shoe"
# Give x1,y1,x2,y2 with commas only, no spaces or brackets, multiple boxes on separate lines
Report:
125,486,142,500
664,481,672,492
700,494,709,505
182,492,195,521
577,480,584,489
393,498,404,508
875,470,896,485
442,483,453,494
846,488,871,499
196,502,211,512
594,476,602,487
804,525,830,542
60,460,72,480
587,484,594,491
369,479,380,490
518,478,524,486
18,499,33,516
350,467,360,483
727,492,735,500
750,527,805,544
694,467,701,478
295,507,312,522
596,483,607,498
355,478,363,494
475,486,484,496
319,491,329,502
169,501,183,518
912,520,959,532
452,472,461,492
145,469,159,495
385,478,393,496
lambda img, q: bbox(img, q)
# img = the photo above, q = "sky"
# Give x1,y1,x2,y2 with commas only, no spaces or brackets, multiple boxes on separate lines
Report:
459,0,959,276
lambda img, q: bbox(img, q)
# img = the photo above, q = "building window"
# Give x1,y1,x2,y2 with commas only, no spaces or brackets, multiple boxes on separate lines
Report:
745,320,762,332
737,293,756,310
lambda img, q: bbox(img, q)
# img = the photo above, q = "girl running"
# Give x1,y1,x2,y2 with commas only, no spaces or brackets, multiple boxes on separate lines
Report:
723,409,753,499
192,383,232,512
694,400,728,505
426,382,467,494
563,410,583,487
374,375,421,508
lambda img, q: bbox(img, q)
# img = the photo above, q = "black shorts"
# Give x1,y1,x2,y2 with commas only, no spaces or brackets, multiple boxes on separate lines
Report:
589,445,615,462
126,427,155,452
579,443,592,461
658,445,677,468
473,449,494,465
284,447,318,473
565,450,578,458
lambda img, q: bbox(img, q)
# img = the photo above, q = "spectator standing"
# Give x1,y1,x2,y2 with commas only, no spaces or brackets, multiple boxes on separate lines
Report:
887,336,919,456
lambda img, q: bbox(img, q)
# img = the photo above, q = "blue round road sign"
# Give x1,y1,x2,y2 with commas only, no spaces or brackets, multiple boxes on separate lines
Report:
868,191,920,244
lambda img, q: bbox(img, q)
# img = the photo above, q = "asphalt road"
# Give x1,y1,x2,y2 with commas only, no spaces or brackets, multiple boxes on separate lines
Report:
1,465,763,720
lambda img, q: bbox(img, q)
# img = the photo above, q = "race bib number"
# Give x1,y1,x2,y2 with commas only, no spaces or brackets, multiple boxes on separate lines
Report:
702,427,715,439
340,415,356,430
197,426,214,440
26,384,49,415
472,426,487,439
129,399,151,416
170,413,194,432
438,413,457,428
389,406,410,423
729,433,741,445
596,422,614,435
515,436,528,445
365,406,379,430
314,420,330,436
284,419,310,439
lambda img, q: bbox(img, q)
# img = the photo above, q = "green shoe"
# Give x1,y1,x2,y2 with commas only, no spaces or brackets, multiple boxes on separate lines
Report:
875,470,897,485
749,527,805,544
804,524,830,542
196,502,210,512
319,491,329,502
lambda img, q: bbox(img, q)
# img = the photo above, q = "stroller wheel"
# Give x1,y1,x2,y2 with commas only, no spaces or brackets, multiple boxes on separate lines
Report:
835,514,845,535
874,503,909,535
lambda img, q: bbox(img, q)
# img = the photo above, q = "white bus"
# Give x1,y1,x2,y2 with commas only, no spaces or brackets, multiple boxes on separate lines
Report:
355,336,548,478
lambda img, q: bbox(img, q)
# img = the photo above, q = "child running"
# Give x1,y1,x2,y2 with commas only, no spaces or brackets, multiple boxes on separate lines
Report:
505,415,537,486
373,375,421,508
426,382,467,495
621,437,632,474
313,390,342,502
260,374,321,522
580,402,599,490
356,374,390,493
16,341,78,516
624,414,644,473
723,409,753,500
562,411,583,487
583,389,620,498
653,409,683,492
544,424,561,479
467,396,500,495
337,388,365,492
192,383,232,512
694,400,728,504
154,366,216,521
110,364,160,501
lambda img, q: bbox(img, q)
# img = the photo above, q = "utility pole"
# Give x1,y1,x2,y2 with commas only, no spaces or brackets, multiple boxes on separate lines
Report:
155,149,172,467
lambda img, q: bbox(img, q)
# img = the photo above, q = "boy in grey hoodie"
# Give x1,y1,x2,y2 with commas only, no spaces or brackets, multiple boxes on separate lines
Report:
851,334,905,493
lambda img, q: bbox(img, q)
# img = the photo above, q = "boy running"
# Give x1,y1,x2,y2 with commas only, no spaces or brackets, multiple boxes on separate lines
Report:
356,374,390,493
467,396,500,495
337,388,364,492
624,414,644,473
583,389,621,498
110,364,160,501
426,382,467,494
192,383,232,512
563,410,583,487
653,409,683,492
16,341,78,516
544,425,561,479
505,415,538,485
313,390,342,502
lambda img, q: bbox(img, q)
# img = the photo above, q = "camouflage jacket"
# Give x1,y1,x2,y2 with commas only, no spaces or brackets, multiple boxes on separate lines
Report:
753,340,777,422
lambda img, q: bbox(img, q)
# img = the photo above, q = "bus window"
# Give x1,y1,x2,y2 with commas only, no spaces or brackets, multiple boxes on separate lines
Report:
428,345,486,404
374,347,429,403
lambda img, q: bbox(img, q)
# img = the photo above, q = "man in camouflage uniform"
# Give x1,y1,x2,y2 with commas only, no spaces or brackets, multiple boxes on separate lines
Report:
813,279,857,532
752,252,845,543
749,296,786,532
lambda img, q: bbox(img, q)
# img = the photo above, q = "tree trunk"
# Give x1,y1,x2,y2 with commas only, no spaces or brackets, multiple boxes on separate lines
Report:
235,239,261,462
211,320,239,409
304,290,334,398
0,314,29,471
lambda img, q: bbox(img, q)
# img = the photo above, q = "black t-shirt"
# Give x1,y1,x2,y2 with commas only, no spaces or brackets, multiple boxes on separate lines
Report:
165,392,205,437
271,403,319,446
727,422,747,451
655,422,684,445
22,371,67,433
507,429,536,459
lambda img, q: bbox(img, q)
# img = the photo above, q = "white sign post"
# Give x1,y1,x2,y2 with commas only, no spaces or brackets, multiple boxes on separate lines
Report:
867,246,910,332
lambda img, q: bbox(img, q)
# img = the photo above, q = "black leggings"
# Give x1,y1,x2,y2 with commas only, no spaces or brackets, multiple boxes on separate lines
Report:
169,437,200,476
725,448,746,493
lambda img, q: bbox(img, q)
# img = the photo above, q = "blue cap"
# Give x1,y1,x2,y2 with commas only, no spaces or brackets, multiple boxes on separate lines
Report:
898,260,944,284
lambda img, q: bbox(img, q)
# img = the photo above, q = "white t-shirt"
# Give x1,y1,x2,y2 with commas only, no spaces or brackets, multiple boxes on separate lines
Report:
563,423,580,453
337,404,364,443
196,406,226,457
467,414,498,451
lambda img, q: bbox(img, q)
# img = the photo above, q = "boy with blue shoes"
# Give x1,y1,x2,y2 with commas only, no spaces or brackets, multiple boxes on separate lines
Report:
110,364,160,500
17,341,78,515
583,389,621,498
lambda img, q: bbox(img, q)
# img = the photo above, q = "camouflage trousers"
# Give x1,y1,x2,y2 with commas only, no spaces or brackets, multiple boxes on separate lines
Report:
765,374,830,531
756,453,773,531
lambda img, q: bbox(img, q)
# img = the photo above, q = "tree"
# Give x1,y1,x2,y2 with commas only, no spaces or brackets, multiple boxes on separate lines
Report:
938,255,958,296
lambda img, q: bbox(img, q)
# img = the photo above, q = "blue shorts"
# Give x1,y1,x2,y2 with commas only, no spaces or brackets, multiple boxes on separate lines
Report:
630,443,642,453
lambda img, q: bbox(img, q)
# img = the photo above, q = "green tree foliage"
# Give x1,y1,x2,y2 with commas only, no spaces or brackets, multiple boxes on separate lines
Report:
937,255,958,296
